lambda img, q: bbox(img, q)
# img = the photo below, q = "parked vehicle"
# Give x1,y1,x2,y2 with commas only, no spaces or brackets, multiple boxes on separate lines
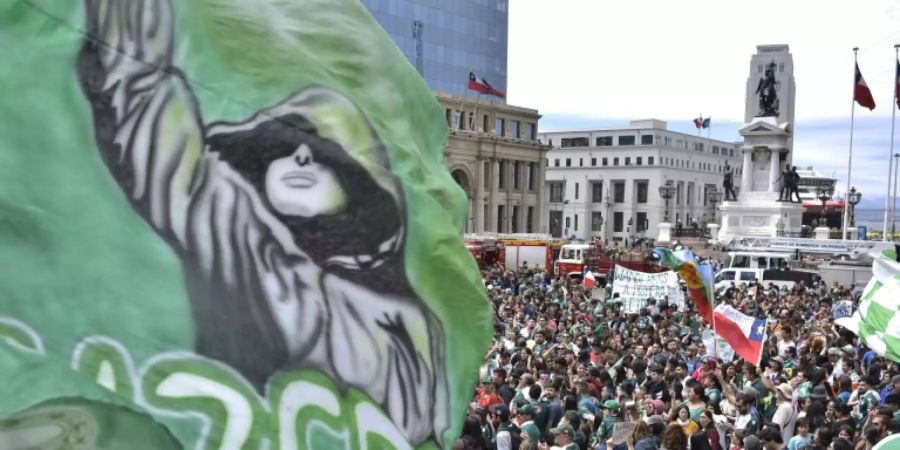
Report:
715,267,816,291
554,241,667,282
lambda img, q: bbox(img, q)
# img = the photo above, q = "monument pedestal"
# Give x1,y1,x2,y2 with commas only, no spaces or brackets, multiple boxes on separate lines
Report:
815,226,830,240
658,222,672,243
717,117,803,242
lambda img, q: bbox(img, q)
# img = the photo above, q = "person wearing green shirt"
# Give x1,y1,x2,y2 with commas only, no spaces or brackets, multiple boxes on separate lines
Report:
597,400,620,448
517,403,542,444
853,377,881,426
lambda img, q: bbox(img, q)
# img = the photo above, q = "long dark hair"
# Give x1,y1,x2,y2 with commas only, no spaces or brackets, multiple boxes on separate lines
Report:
690,431,713,450
209,113,411,294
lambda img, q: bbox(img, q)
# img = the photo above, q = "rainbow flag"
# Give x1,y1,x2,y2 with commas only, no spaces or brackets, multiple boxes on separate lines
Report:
653,248,716,325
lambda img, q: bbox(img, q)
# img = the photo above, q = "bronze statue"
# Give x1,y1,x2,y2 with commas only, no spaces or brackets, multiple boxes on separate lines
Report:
788,166,802,203
755,62,780,117
723,162,737,201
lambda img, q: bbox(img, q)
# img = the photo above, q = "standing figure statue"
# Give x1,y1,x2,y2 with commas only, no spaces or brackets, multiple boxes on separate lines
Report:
755,62,780,117
776,168,791,201
788,166,802,203
723,162,738,201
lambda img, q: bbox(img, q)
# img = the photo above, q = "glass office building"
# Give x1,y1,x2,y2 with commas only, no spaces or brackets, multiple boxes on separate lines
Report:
361,0,508,101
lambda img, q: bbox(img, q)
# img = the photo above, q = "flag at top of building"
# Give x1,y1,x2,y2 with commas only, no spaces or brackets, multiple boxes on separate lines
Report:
854,63,876,110
895,59,900,110
693,116,703,129
702,117,711,129
468,72,506,99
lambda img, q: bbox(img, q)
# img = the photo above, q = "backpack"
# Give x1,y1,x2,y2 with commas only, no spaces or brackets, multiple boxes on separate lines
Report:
505,423,522,450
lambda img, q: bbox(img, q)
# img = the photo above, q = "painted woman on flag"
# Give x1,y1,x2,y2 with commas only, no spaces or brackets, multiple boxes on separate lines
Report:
76,0,448,443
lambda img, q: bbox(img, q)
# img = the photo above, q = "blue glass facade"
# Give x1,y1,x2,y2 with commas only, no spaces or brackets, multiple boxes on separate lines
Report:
361,0,508,101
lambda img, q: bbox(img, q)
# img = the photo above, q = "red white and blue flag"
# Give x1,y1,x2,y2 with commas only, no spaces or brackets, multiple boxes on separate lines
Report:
854,63,876,110
713,305,767,365
583,268,597,289
693,116,703,129
895,59,900,110
468,72,506,98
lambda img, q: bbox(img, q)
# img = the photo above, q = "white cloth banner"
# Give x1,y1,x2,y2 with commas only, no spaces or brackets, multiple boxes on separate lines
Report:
612,265,684,313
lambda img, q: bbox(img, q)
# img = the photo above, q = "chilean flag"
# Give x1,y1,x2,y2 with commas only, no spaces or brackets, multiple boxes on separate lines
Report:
712,305,767,365
854,63,876,110
583,269,597,289
468,72,506,98
693,116,703,129
895,59,900,110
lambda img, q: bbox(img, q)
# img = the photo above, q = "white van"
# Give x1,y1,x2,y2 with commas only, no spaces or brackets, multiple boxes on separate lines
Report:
726,251,793,270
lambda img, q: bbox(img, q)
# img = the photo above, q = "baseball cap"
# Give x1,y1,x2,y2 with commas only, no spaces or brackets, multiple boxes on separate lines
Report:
551,424,576,439
601,400,621,410
517,403,536,416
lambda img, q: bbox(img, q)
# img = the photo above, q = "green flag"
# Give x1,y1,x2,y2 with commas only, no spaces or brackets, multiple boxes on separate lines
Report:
837,249,900,364
0,0,492,448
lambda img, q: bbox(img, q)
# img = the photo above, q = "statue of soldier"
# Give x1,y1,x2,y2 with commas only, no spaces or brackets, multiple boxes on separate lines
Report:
723,162,737,201
788,166,802,203
775,168,791,201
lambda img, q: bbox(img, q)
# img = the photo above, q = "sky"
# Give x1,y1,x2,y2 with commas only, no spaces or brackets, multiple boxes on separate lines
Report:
506,0,900,211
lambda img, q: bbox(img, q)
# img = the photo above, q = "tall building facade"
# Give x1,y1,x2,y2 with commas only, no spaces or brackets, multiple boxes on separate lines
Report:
438,93,548,233
360,0,509,100
540,120,744,242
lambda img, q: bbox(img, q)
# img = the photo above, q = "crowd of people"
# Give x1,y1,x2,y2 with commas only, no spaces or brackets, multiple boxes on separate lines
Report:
454,256,900,450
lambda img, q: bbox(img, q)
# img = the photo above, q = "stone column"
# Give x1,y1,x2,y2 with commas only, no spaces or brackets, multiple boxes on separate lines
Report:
537,159,547,234
488,158,498,232
768,149,780,193
475,159,485,232
741,148,753,193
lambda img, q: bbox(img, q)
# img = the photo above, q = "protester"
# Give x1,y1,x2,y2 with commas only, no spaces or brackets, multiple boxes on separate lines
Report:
465,248,899,449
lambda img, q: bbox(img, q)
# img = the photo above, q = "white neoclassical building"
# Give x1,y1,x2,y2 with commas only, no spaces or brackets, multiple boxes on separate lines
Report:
438,92,550,233
539,119,744,243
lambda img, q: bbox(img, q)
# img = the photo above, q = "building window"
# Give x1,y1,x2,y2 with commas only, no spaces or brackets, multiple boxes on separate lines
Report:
613,182,625,203
625,157,631,166
579,158,583,167
445,108,452,126
636,212,648,232
665,136,672,146
554,159,560,167
483,161,490,189
526,207,534,233
565,216,570,229
636,181,648,203
574,214,579,231
467,112,474,130
526,123,536,140
591,157,597,166
591,212,603,231
550,182,564,203
497,205,506,232
713,146,719,154
613,212,624,232
602,158,608,166
548,138,553,146
641,135,653,145
619,135,636,146
498,160,506,189
687,183,693,206
561,137,589,147
510,121,520,138
495,118,505,135
730,148,734,157
512,161,520,190
758,64,763,73
596,136,613,146
613,157,619,166
483,114,489,132
636,157,642,166
592,182,603,203
511,206,519,233
528,163,536,191
649,157,655,165
574,182,580,200
565,158,572,167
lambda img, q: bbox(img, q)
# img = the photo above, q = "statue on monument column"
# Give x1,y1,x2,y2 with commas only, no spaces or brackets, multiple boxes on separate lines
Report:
723,162,737,201
755,61,780,117
776,168,790,201
788,166,802,203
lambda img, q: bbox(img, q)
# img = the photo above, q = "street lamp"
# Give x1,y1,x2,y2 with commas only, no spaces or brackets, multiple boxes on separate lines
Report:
815,182,835,227
705,189,724,223
847,186,862,228
658,180,676,222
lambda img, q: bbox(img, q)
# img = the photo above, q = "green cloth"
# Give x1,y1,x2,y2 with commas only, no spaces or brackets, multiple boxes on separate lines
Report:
598,416,617,441
840,251,900,363
0,1,491,449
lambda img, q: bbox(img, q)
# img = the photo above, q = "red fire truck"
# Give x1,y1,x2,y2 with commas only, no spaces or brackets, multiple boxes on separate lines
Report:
554,241,667,283
464,234,564,271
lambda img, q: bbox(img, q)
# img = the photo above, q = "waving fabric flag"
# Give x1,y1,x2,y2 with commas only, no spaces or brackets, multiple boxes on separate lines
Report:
0,0,492,449
835,249,900,363
895,59,900,110
693,116,703,129
653,248,715,325
713,305,767,365
583,270,597,289
702,117,711,129
468,72,506,98
854,63,877,110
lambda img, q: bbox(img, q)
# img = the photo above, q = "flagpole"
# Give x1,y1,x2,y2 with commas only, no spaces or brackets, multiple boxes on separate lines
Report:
886,44,900,241
843,49,859,241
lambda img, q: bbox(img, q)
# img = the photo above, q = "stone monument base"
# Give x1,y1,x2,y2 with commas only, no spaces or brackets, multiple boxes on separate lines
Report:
717,191,804,241
658,222,672,243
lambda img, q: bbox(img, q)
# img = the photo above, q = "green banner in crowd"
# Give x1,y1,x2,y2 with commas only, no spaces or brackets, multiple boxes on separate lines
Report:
0,0,492,448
